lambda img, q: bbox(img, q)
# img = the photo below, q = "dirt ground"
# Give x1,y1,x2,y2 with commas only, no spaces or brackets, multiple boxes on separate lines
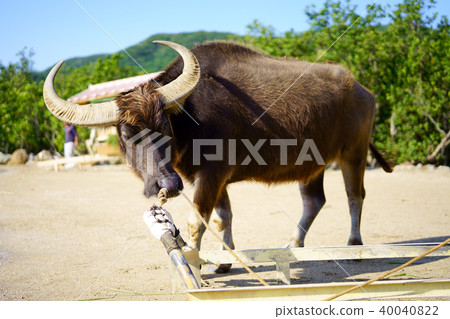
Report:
0,164,449,301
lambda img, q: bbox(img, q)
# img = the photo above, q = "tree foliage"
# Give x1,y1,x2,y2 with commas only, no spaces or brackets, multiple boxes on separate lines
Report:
0,48,49,154
244,0,449,165
0,52,135,154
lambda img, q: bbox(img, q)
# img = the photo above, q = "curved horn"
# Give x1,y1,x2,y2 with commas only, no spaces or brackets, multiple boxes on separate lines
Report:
43,60,118,126
153,41,200,111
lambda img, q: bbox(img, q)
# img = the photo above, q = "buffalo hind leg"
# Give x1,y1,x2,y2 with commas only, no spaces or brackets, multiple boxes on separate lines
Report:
286,170,326,248
210,188,235,273
340,157,366,246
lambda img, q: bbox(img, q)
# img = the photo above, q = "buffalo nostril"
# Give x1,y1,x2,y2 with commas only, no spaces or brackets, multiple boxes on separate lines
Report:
158,177,179,192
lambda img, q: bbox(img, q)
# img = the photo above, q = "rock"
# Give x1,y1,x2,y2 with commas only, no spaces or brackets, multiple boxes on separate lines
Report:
7,149,28,165
26,153,36,166
36,150,53,161
0,152,12,164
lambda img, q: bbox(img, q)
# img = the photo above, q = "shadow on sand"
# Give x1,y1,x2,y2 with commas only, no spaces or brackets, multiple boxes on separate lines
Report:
202,236,449,287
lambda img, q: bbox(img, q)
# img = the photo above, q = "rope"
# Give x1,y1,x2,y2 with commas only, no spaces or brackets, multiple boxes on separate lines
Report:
324,237,450,301
157,188,269,287
158,188,168,206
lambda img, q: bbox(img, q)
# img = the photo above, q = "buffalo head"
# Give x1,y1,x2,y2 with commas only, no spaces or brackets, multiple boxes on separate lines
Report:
43,41,200,198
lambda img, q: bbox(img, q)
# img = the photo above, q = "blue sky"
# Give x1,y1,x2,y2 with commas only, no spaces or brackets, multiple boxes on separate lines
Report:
1,0,448,71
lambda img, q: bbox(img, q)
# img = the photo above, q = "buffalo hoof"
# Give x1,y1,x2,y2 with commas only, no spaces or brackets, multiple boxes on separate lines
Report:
206,263,232,273
347,238,363,246
284,240,303,248
215,263,232,273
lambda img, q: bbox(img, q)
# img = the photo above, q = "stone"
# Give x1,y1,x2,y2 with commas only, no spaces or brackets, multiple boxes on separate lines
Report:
0,152,12,164
7,149,28,165
36,150,53,161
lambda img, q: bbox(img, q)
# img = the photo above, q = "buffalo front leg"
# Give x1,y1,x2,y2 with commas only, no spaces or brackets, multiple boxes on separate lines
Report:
286,170,326,248
186,174,225,250
210,188,235,273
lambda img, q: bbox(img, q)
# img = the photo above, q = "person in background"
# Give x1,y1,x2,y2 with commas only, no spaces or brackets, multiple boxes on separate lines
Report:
64,123,78,168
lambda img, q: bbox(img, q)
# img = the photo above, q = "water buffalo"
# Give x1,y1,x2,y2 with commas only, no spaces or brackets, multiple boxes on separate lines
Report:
43,41,392,272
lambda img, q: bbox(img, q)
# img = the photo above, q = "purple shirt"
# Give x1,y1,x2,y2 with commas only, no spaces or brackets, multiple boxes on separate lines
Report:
65,125,78,143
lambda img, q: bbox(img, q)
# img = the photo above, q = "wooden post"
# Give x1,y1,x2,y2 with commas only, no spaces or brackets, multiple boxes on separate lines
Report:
275,260,290,285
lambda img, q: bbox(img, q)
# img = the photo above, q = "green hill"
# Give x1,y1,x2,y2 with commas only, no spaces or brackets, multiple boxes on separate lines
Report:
36,31,236,80
122,31,237,72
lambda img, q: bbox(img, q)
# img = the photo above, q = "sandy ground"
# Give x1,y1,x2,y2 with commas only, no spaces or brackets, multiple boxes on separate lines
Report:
0,164,449,301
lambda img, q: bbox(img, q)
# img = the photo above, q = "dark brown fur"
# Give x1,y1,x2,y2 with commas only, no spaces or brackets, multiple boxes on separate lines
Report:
115,41,392,266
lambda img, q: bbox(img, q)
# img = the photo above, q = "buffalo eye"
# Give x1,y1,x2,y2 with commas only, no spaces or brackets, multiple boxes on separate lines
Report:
120,126,133,141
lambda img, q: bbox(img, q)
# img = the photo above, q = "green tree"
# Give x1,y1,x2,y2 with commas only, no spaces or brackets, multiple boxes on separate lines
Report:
379,1,449,164
0,48,53,153
244,0,449,165
1,52,137,154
